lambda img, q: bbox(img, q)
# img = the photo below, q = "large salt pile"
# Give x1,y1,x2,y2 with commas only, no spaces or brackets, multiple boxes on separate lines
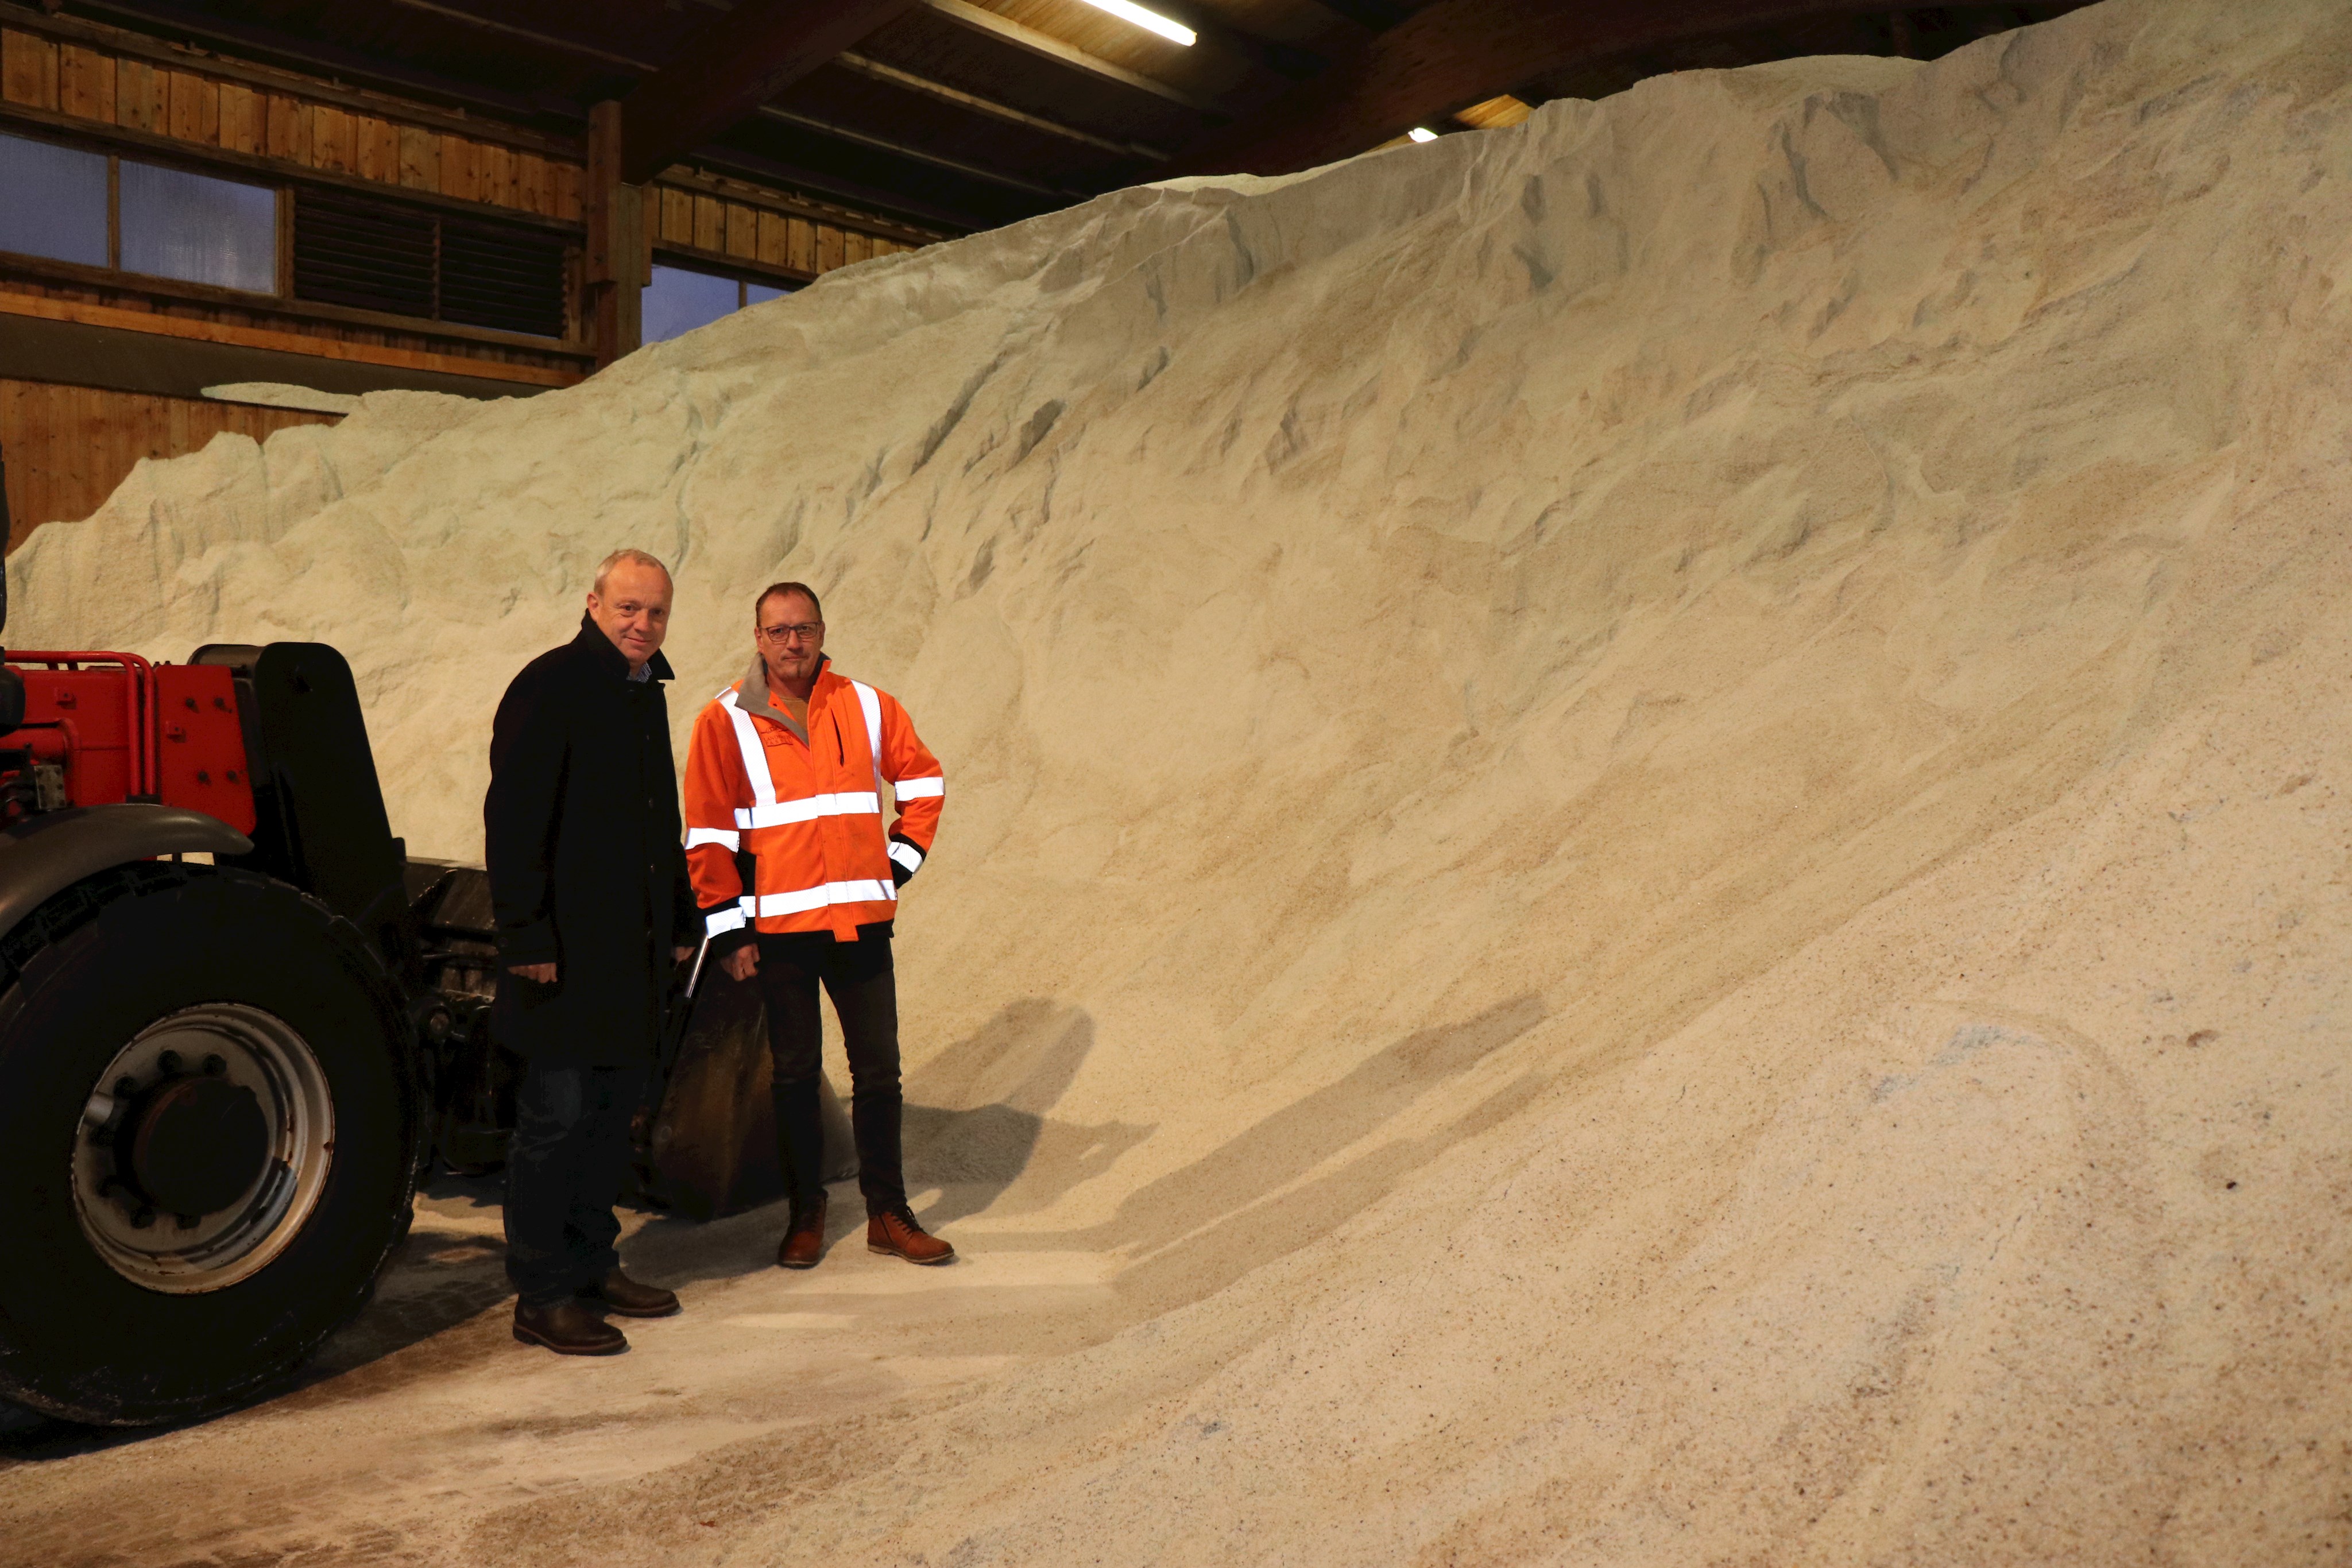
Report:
10,0,2351,1560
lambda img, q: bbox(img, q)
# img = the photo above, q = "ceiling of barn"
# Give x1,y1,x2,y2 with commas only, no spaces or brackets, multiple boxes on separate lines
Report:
49,0,2094,234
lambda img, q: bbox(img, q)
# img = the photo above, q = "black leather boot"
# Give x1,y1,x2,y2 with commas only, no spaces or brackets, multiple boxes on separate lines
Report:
513,1299,628,1356
581,1268,680,1318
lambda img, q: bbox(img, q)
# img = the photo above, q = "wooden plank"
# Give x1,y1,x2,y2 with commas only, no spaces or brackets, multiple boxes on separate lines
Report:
692,193,724,253
438,132,475,200
311,104,354,173
114,55,160,131
1,376,337,548
517,150,550,215
816,223,844,274
842,230,871,266
6,242,590,351
0,290,582,386
660,187,694,246
478,141,518,210
357,115,399,184
786,215,815,273
617,0,916,185
0,28,59,111
218,82,262,153
397,123,439,190
552,160,581,222
165,68,217,146
652,164,946,247
724,200,757,260
651,237,814,287
264,91,307,162
58,42,113,122
756,210,787,268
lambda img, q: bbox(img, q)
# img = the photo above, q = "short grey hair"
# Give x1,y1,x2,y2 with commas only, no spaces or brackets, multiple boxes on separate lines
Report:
593,548,671,595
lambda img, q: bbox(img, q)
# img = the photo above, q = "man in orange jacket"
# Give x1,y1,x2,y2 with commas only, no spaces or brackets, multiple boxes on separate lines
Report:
682,580,951,1269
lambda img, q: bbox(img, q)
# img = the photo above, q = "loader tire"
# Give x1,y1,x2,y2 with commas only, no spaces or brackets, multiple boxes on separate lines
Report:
0,864,419,1425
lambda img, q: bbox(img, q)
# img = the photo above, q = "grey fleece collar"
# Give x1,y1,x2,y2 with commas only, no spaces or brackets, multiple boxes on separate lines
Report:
738,653,809,745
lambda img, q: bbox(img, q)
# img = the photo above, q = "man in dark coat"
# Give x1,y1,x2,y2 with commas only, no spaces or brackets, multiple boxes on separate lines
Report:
485,547,702,1356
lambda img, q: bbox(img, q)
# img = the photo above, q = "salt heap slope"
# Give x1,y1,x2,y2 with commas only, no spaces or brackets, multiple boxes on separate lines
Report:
14,0,2352,1559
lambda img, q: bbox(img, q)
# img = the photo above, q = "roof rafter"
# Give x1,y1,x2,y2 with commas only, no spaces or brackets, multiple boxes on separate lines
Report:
834,51,1168,160
917,0,1226,117
619,0,918,184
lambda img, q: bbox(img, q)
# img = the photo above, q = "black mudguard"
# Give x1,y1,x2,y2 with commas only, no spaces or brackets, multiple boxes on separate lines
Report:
0,804,253,944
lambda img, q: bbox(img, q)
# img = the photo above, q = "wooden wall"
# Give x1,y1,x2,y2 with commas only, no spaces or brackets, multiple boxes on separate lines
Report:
0,11,947,553
0,29,581,218
2,379,336,551
0,15,942,315
651,179,922,279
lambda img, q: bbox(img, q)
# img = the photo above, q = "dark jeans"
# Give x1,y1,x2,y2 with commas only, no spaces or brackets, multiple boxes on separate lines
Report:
756,932,905,1217
504,1062,647,1308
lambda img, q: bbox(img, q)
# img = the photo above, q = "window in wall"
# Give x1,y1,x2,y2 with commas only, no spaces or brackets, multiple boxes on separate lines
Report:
644,263,796,344
0,133,107,266
119,161,277,292
0,131,274,291
292,189,567,339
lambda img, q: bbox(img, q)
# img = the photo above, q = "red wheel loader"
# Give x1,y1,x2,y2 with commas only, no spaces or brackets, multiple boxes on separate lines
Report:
0,471,835,1426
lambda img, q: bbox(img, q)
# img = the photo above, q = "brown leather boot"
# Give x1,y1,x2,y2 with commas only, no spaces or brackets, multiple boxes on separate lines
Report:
777,1195,828,1270
513,1299,628,1356
581,1268,680,1318
867,1205,954,1265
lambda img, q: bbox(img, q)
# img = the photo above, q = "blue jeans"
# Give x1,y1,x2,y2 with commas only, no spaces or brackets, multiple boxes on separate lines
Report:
504,1063,647,1308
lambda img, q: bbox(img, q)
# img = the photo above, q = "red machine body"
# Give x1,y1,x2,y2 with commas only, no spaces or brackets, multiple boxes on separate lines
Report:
1,653,256,835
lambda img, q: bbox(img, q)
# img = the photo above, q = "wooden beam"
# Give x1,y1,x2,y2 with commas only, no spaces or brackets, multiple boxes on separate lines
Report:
49,0,582,154
651,164,948,247
0,0,583,157
1167,0,2059,176
618,0,918,184
0,291,581,386
917,0,1225,117
584,100,647,368
755,105,1079,199
0,247,591,358
834,51,1169,160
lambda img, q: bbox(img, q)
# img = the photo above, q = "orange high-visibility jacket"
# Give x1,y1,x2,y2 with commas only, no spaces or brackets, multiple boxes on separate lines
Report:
682,657,943,944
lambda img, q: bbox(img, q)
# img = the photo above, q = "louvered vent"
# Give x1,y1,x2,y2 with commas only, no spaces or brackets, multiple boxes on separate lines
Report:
292,191,434,317
291,189,567,339
440,219,567,338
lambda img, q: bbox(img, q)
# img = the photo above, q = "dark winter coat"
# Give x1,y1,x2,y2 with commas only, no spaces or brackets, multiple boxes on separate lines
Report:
484,615,699,1065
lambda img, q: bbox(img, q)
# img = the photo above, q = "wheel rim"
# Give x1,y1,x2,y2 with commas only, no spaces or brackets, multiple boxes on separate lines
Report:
69,1004,336,1295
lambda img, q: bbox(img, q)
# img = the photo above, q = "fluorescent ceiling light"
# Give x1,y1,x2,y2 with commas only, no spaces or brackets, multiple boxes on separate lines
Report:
1407,127,1439,143
1075,0,1196,47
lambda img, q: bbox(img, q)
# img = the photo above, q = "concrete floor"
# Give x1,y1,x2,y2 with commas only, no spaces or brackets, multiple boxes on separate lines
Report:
0,1174,1120,1566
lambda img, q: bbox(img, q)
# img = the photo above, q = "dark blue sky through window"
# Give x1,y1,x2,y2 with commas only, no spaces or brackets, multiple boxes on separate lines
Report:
0,132,108,268
119,162,276,293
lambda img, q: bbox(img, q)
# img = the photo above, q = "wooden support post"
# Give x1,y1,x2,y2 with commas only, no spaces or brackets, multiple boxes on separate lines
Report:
1887,9,1917,57
585,100,647,369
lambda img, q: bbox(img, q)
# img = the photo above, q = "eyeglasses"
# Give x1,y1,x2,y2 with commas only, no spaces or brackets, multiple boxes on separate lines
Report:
759,621,822,643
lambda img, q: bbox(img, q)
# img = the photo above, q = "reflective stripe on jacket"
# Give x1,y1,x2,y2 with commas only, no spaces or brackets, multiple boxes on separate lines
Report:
682,656,943,944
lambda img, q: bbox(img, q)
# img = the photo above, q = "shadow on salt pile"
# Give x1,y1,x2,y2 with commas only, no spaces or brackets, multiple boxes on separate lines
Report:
996,994,1556,1311
902,997,1155,1230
